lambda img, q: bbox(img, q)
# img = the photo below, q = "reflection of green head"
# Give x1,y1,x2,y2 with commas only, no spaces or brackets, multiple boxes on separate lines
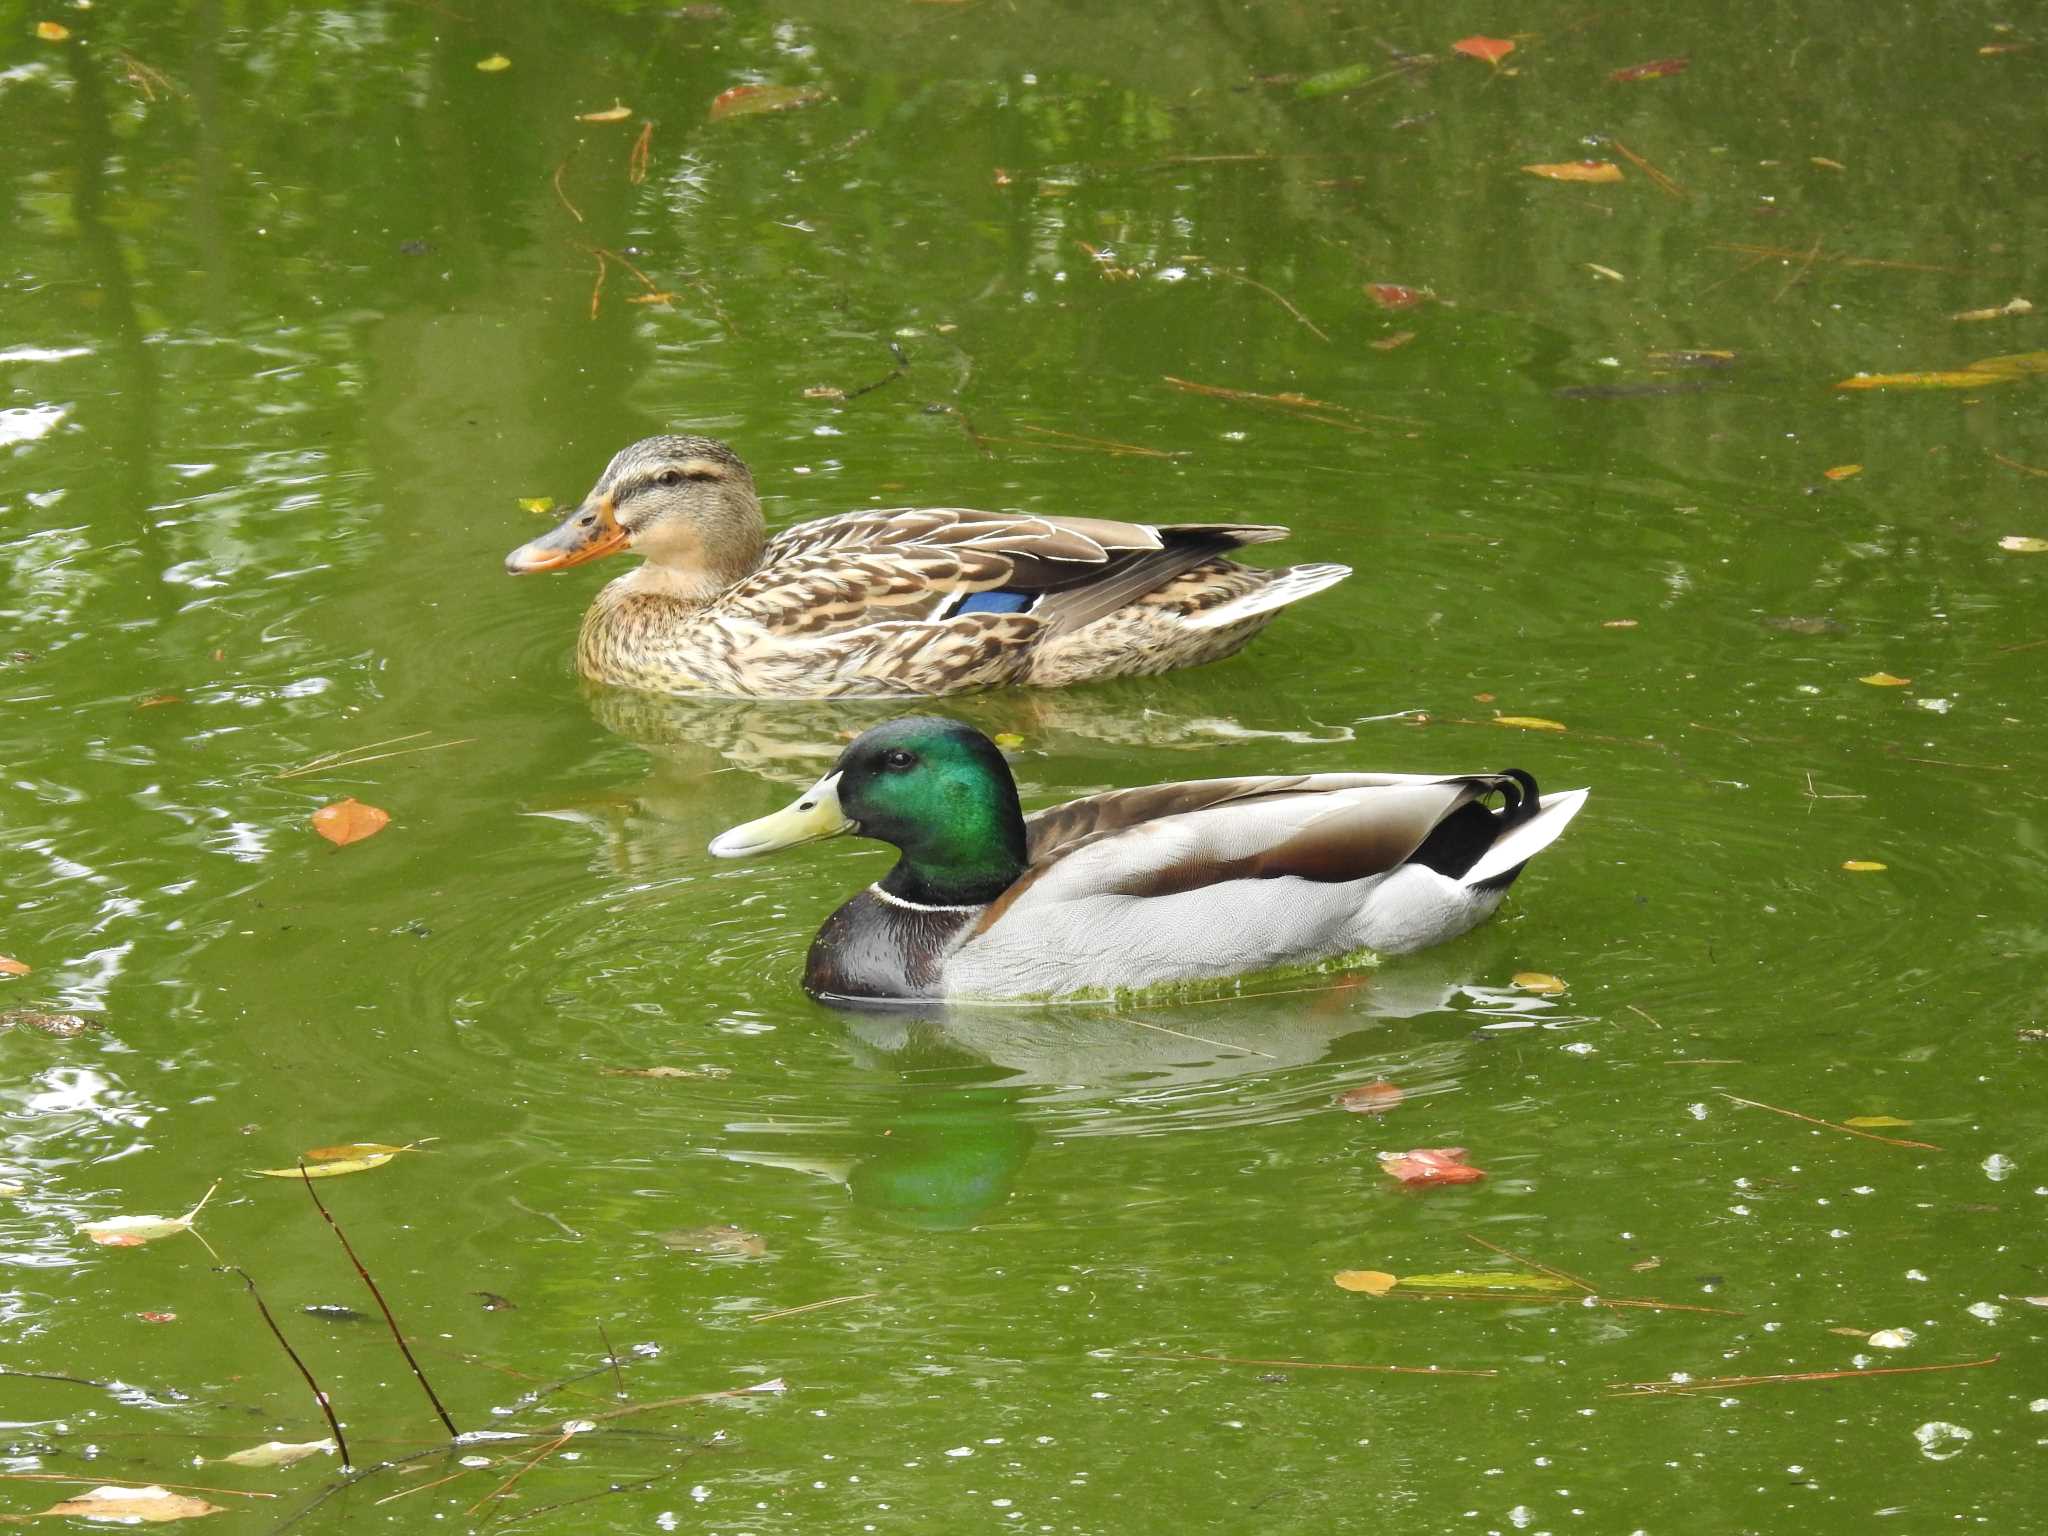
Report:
847,1088,1035,1231
833,718,1029,905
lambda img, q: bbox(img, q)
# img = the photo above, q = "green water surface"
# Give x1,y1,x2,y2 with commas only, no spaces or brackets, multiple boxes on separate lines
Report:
2,3,2043,1532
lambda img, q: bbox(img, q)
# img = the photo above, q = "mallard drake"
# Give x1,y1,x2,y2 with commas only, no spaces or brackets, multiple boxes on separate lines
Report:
708,718,1588,1003
505,435,1350,698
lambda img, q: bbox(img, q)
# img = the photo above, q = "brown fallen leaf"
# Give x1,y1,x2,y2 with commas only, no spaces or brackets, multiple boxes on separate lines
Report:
1366,283,1429,310
1335,1079,1404,1114
1333,1268,1398,1295
1524,161,1624,184
29,1485,224,1522
1513,971,1567,995
709,83,828,121
311,797,390,846
1609,57,1688,82
1,1009,97,1035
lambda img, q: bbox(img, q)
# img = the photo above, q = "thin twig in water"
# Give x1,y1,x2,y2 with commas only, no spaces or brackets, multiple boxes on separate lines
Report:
274,736,474,779
599,1321,626,1397
1214,268,1329,342
1709,242,1957,275
840,341,910,403
1607,138,1688,199
551,157,584,223
1719,1093,1943,1151
218,1267,351,1468
589,249,610,320
1773,234,1826,302
298,1164,461,1438
466,1430,574,1518
748,1291,881,1323
1462,1232,1596,1292
1126,1351,1496,1377
510,1195,582,1238
1125,1017,1277,1059
1608,1354,1998,1395
1012,425,1186,459
1625,1004,1664,1029
1991,450,2048,478
509,1470,675,1524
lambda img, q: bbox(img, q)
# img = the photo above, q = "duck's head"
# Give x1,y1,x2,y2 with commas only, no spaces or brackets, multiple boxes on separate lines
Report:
709,717,1029,904
505,435,763,585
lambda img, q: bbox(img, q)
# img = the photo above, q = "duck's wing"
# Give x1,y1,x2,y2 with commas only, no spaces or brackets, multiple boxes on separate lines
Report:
747,508,1294,634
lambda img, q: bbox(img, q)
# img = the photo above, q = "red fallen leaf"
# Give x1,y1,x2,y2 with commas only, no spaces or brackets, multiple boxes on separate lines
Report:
311,798,390,847
139,1311,178,1323
1379,1146,1486,1185
1366,283,1428,310
708,83,827,122
1609,57,1689,82
1336,1079,1404,1114
1451,35,1515,65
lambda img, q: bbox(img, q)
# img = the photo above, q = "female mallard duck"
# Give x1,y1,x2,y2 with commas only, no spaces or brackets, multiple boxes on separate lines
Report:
505,435,1350,698
708,717,1587,1003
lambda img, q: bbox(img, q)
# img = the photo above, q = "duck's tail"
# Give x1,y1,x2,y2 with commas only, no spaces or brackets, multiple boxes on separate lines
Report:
1463,777,1589,890
1181,561,1353,631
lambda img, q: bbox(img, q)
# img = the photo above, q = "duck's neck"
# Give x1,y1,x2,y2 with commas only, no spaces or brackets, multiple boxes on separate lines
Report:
877,829,1028,910
619,496,767,603
611,559,753,607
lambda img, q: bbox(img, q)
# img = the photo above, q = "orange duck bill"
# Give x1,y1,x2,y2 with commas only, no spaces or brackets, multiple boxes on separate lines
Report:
505,496,628,573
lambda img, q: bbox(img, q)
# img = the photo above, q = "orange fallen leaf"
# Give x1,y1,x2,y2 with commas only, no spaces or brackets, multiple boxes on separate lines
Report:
1823,464,1862,480
311,797,390,846
1379,1147,1486,1186
36,21,70,41
1366,283,1428,310
0,956,28,977
139,1311,178,1322
1512,971,1567,995
1451,35,1515,65
1859,672,1911,687
576,101,633,122
1335,1079,1404,1114
1334,1269,1399,1295
1841,860,1888,872
1609,57,1688,82
1523,161,1624,184
1493,714,1567,731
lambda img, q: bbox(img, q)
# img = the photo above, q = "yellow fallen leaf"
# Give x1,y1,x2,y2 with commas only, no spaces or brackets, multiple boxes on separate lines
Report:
518,496,556,514
1823,464,1862,480
1333,1269,1398,1295
476,53,512,72
1843,1115,1911,1128
1859,672,1911,687
1836,349,2048,391
1523,161,1624,183
252,1141,420,1178
992,732,1026,748
215,1438,337,1469
77,1181,219,1245
1841,859,1888,872
1397,1271,1578,1294
36,20,70,40
576,101,633,122
1493,715,1567,731
1999,535,2048,553
32,1485,224,1522
1512,971,1567,995
311,797,390,846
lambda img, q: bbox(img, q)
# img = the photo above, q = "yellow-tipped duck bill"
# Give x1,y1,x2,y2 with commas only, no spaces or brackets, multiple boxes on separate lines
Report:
708,772,854,858
505,495,628,574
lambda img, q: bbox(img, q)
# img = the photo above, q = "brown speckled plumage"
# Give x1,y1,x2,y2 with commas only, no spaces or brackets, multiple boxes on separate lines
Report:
509,434,1351,699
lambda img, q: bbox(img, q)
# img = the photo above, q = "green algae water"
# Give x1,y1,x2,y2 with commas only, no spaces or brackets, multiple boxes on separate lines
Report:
2,3,2043,1531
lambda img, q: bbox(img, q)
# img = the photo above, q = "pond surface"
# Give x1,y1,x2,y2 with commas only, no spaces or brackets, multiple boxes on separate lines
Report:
3,2,2044,1531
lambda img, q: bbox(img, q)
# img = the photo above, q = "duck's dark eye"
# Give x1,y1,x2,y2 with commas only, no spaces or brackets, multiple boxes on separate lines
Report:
657,468,684,488
881,748,916,770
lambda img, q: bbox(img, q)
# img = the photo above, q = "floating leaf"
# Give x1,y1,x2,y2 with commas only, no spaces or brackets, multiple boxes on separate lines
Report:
1835,350,2048,391
1843,1115,1911,1128
36,21,70,41
0,956,29,977
1648,349,1736,367
709,83,827,121
311,797,390,846
599,1065,725,1080
139,1311,177,1323
1366,282,1428,310
1811,156,1846,171
1493,714,1567,731
1828,1325,1870,1337
1,1009,96,1035
1370,330,1417,352
1629,1255,1663,1272
1841,860,1888,872
576,101,633,122
1823,464,1862,481
1523,161,1624,184
1859,672,1911,687
476,54,511,72
518,496,556,514
1333,1268,1398,1295
1609,57,1688,82
1379,1147,1486,1186
1335,1079,1404,1114
1396,1270,1576,1294
77,1182,219,1246
1451,35,1515,65
29,1485,224,1523
1586,262,1625,282
216,1438,337,1469
252,1141,419,1179
1998,535,2048,553
1867,1327,1916,1349
1512,972,1567,995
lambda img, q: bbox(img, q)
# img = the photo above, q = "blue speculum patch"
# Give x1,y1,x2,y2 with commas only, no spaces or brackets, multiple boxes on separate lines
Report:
951,589,1035,616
